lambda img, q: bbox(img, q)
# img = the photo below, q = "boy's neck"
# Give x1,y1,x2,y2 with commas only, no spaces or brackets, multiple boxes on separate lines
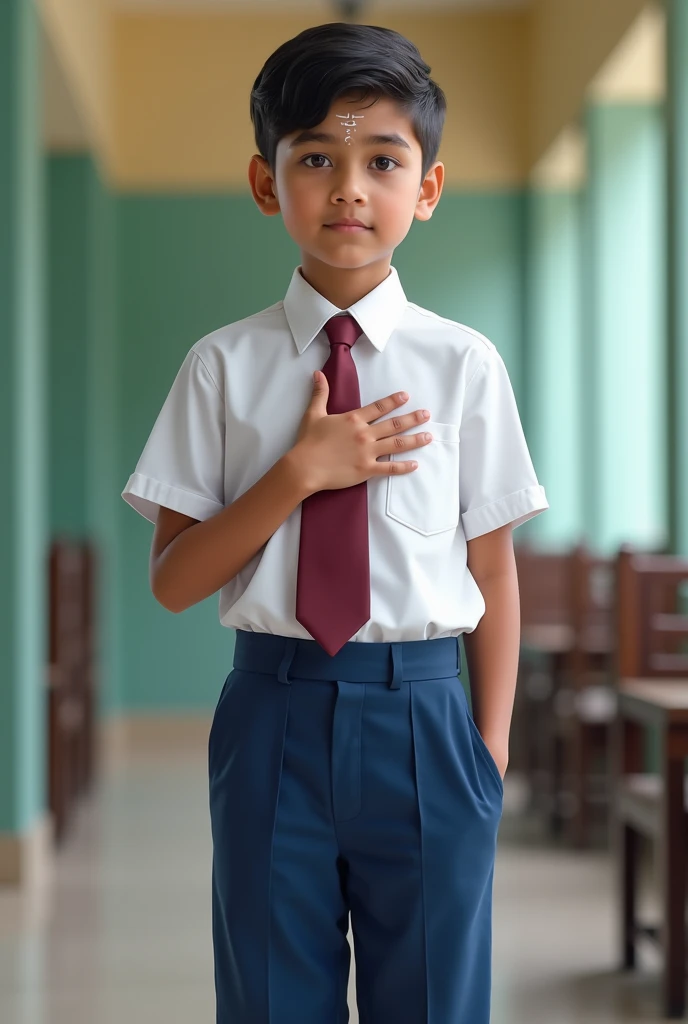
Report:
299,254,393,310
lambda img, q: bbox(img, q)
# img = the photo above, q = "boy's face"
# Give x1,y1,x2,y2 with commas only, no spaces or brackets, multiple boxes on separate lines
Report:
249,95,443,273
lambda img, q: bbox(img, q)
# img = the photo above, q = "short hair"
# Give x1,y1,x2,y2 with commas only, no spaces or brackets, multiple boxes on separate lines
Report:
250,23,446,179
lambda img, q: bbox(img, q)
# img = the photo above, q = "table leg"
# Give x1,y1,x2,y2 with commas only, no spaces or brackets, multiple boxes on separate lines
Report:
614,714,640,970
661,733,686,1018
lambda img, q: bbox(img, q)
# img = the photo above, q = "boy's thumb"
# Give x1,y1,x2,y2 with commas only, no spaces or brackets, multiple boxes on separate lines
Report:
311,369,328,401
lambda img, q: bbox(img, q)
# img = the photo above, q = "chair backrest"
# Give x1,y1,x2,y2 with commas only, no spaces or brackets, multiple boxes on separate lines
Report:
515,542,573,628
615,545,688,678
48,537,88,685
79,539,97,688
567,542,615,677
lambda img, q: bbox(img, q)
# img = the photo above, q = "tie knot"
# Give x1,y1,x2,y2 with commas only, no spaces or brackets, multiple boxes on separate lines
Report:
324,313,362,350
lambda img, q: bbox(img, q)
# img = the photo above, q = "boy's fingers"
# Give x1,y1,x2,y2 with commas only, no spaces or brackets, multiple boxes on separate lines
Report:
310,370,328,405
372,429,430,475
378,458,418,475
360,391,408,424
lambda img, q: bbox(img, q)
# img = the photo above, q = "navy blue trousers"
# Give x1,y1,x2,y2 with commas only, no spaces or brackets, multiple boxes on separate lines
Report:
208,630,503,1023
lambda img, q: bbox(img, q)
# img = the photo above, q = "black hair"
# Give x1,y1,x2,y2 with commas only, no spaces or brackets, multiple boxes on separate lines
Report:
250,23,446,180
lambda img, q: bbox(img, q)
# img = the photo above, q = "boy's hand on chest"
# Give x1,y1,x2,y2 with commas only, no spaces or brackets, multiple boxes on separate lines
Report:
289,371,435,495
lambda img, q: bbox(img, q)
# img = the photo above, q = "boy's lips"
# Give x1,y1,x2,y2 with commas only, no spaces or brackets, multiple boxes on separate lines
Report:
325,219,371,232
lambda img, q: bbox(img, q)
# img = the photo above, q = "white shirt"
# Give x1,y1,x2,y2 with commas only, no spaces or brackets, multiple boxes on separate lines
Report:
121,265,549,643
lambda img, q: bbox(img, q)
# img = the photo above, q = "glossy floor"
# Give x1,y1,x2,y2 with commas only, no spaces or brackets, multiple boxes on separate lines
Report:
0,731,669,1023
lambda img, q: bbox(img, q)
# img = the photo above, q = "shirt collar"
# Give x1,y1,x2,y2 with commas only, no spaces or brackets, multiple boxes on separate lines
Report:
283,265,408,355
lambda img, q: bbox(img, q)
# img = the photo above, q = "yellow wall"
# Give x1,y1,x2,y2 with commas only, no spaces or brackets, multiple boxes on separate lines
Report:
111,11,529,191
528,0,652,163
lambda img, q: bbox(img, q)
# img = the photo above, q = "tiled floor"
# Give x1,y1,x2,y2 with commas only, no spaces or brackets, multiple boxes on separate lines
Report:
0,734,671,1023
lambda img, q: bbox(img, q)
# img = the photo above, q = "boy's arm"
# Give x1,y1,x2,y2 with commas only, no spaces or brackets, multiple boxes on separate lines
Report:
462,522,520,779
150,450,312,613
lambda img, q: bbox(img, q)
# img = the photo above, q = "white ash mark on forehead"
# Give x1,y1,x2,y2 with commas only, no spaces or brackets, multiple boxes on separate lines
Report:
336,112,364,145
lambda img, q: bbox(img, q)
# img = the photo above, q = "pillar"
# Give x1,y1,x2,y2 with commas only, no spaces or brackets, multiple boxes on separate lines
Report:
666,0,688,555
582,102,668,554
0,0,49,883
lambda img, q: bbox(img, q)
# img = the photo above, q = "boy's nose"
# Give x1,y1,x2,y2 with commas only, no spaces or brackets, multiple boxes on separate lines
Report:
331,176,367,205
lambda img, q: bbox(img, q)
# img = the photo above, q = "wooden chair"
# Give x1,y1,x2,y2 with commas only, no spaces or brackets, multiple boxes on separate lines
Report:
46,537,92,844
513,543,575,821
551,543,615,846
78,539,98,795
612,545,688,1016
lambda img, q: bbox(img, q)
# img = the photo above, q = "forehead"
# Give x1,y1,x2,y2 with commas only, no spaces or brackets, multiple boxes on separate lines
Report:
279,94,420,153
322,94,411,128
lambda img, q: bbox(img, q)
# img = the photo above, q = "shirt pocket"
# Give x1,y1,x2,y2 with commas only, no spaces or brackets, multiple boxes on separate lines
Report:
385,420,460,536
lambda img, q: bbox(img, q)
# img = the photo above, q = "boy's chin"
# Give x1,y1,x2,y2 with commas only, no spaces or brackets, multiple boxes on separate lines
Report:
300,247,392,271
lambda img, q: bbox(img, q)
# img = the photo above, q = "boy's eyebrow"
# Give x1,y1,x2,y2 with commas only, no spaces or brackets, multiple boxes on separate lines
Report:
288,130,412,150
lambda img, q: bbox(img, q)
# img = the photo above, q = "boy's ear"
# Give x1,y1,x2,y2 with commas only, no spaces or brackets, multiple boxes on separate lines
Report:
248,154,281,216
414,161,444,223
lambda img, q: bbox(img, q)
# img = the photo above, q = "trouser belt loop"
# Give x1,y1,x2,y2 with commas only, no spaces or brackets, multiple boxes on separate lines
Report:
277,637,298,685
389,643,403,690
456,635,462,676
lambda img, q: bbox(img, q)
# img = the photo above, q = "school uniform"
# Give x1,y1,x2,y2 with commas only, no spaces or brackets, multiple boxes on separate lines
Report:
122,265,549,1023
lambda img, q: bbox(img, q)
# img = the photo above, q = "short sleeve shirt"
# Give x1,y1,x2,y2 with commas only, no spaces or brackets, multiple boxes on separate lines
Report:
122,265,549,642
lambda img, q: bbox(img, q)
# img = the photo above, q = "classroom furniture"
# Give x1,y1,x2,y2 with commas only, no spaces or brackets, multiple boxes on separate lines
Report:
46,537,99,845
514,543,574,824
551,544,615,847
612,546,688,1018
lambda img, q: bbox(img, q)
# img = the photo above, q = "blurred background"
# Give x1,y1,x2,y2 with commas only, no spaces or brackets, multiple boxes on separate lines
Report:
2,0,688,1021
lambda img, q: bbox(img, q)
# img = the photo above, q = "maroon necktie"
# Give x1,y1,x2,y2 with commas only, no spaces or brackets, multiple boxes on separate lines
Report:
295,313,371,655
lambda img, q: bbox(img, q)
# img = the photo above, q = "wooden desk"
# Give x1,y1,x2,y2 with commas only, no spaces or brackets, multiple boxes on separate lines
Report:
616,677,688,1018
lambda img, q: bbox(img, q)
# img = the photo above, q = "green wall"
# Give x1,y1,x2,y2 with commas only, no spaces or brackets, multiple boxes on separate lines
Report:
116,191,529,711
47,154,120,715
48,159,91,535
583,103,668,553
524,104,669,557
526,189,584,547
667,0,688,557
0,0,47,836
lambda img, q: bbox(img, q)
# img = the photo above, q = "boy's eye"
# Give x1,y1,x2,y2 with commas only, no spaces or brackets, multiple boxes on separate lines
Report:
372,157,398,172
301,154,399,172
302,154,332,169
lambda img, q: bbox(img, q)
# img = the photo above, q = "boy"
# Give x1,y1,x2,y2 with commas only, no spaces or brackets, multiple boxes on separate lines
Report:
122,21,548,1024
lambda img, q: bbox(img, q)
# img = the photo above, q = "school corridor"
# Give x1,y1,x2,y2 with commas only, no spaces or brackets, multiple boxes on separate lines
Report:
2,0,688,1021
